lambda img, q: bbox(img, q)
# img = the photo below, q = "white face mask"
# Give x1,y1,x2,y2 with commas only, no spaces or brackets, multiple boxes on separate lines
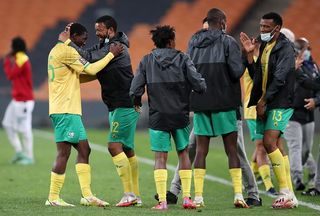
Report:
303,50,311,61
221,22,227,33
260,26,277,42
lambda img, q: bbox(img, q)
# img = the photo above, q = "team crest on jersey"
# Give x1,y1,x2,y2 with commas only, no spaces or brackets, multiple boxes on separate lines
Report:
68,132,75,138
79,57,88,65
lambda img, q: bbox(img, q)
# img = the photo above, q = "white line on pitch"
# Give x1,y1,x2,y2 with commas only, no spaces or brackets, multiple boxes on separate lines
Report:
33,129,320,211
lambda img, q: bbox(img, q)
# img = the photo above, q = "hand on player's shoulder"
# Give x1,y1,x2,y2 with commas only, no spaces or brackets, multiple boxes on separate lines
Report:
109,42,124,57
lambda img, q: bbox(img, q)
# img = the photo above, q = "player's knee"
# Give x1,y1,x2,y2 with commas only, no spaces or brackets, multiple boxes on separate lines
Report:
57,151,70,162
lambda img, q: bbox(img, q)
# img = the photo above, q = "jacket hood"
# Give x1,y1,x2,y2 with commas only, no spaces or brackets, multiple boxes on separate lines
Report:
270,33,294,53
151,48,180,68
189,29,223,48
110,32,130,48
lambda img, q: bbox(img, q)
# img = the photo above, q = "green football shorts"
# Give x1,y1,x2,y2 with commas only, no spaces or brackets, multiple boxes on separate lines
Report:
149,126,190,152
193,110,237,137
108,108,139,150
256,108,293,135
246,119,263,141
50,114,87,144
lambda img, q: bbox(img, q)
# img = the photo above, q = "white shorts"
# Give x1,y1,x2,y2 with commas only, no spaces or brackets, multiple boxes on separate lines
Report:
2,100,34,132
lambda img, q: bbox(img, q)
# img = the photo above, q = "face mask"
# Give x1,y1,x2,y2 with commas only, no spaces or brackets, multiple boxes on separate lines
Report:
260,26,277,42
222,26,227,33
221,23,227,33
104,29,111,43
303,50,311,61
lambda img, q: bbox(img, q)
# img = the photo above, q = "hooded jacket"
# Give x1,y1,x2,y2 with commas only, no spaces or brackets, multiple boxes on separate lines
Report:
130,48,206,131
187,29,243,112
69,32,133,111
247,33,296,110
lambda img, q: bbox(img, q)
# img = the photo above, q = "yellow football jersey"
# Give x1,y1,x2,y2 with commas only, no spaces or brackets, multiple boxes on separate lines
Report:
48,42,89,115
260,41,276,101
242,68,256,119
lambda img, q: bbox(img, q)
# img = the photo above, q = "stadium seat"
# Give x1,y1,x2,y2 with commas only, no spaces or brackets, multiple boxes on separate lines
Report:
282,0,320,62
0,0,94,57
129,0,255,72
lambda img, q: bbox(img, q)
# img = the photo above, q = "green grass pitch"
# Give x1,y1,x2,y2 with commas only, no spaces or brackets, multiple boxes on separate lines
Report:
0,129,319,216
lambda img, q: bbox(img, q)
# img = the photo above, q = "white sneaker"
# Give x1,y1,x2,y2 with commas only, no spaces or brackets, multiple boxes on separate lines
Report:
291,193,299,208
234,193,249,208
194,196,205,208
45,198,75,207
116,192,137,207
272,192,295,209
134,196,142,207
80,196,110,207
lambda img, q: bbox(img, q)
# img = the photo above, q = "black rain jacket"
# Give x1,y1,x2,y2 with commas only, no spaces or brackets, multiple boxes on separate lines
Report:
130,48,206,131
70,32,133,111
187,29,243,112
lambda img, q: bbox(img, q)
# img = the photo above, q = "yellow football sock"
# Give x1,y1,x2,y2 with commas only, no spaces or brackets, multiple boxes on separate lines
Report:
75,163,93,197
112,152,132,193
283,155,294,192
258,164,274,191
128,155,140,196
229,168,242,194
251,161,259,174
179,170,192,198
268,149,288,190
48,172,65,201
194,169,206,197
154,169,167,202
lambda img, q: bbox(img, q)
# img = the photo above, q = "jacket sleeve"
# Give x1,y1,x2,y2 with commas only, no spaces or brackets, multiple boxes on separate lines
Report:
129,57,147,106
265,44,295,102
225,37,244,80
242,55,255,80
314,89,320,107
68,40,108,63
185,55,206,93
296,69,320,90
3,57,25,80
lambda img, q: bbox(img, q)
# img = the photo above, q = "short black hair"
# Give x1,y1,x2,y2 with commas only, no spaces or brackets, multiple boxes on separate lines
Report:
70,23,87,36
150,25,175,48
96,15,117,32
206,8,226,26
262,12,283,27
12,37,26,53
202,17,208,24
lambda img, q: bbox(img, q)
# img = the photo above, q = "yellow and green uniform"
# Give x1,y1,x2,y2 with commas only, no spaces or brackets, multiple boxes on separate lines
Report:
256,41,293,134
149,126,190,152
193,110,237,137
243,56,263,141
108,108,139,150
48,41,114,143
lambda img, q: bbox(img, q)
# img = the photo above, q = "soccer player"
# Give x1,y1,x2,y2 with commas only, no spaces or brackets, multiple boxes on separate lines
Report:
188,8,248,208
46,23,123,207
130,25,206,210
60,15,141,207
2,37,34,165
243,38,277,195
156,18,261,207
240,12,298,208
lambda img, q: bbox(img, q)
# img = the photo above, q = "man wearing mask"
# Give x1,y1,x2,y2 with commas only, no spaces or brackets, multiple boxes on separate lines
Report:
240,12,298,208
285,38,320,192
60,15,141,207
